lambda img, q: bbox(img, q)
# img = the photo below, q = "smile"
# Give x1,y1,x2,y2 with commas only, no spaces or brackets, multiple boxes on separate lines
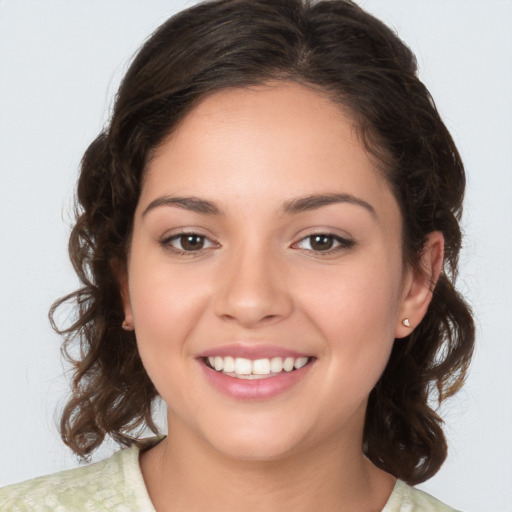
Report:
205,356,310,379
197,346,315,399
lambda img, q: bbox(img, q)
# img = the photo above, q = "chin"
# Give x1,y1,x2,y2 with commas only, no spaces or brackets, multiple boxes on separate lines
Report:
209,435,302,462
193,413,317,463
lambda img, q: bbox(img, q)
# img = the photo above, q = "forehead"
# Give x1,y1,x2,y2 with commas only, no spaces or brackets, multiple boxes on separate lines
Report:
152,82,365,172
141,82,397,220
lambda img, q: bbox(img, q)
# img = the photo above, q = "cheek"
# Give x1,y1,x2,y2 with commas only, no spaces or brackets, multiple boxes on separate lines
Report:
127,255,213,380
297,256,403,385
128,277,213,418
300,255,402,332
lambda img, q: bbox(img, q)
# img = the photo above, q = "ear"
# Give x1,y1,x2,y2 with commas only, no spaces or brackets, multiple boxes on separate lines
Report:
395,232,444,338
112,258,134,329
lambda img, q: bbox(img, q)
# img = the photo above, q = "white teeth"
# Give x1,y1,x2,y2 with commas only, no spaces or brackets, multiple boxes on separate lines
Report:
294,357,308,369
206,355,310,377
283,357,295,372
214,356,224,371
234,357,252,375
270,357,283,373
253,358,271,375
223,356,235,373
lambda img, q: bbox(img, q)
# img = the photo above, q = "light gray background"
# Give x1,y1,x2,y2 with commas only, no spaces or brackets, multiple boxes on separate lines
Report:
1,1,511,510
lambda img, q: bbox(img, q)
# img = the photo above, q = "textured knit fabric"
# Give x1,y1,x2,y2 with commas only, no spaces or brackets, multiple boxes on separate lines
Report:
0,441,459,512
0,441,155,512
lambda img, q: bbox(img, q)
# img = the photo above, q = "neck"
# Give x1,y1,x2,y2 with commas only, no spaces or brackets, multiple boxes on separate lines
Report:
139,415,395,512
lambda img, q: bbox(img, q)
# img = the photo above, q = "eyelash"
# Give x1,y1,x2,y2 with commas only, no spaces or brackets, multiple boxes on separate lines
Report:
160,232,218,256
160,231,355,257
292,233,355,255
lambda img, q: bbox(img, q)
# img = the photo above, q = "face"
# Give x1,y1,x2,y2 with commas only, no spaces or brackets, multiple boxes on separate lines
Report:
122,82,435,461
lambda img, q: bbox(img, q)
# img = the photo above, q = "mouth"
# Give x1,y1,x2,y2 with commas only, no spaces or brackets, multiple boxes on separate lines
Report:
197,348,315,399
203,355,313,380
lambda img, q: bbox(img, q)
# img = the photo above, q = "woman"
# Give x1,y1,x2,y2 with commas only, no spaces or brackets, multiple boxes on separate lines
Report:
0,0,474,510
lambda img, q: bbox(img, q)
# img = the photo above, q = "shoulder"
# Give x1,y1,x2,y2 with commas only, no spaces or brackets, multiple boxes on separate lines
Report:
0,442,156,512
383,480,461,512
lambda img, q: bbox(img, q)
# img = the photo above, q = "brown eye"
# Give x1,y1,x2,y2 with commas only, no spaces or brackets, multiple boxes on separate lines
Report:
294,233,355,254
162,232,216,253
180,234,205,251
309,234,334,251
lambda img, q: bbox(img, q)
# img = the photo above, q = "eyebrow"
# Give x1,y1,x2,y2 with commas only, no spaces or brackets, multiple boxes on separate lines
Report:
281,193,377,218
142,196,223,216
142,192,377,219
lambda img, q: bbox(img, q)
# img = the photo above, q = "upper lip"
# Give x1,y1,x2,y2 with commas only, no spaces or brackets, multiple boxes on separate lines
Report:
195,343,313,360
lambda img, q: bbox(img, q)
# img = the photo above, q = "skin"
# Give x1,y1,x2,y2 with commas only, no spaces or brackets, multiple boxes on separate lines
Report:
121,82,443,512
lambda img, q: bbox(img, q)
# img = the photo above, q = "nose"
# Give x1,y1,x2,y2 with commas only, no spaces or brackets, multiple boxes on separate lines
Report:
213,244,293,328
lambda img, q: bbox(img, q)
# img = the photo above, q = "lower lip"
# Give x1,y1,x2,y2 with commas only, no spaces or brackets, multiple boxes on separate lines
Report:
198,360,313,400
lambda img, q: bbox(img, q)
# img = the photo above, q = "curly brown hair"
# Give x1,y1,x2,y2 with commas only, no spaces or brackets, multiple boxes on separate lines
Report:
50,0,475,485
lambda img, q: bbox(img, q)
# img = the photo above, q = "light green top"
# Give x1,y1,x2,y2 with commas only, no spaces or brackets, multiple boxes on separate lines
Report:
1,440,459,512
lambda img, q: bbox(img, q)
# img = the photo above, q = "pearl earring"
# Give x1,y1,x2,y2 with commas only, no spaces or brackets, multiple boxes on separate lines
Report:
401,318,411,327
